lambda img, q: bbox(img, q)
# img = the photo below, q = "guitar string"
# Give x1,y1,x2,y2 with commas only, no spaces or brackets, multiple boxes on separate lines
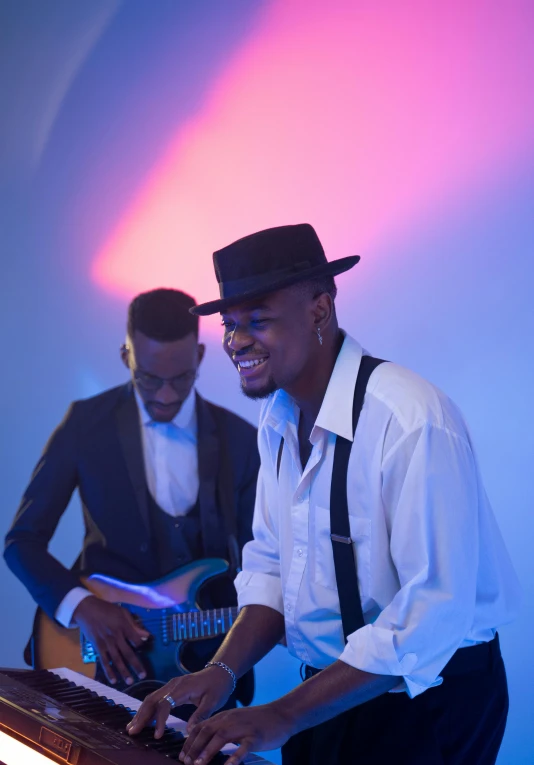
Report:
82,611,242,664
85,608,240,632
82,609,240,657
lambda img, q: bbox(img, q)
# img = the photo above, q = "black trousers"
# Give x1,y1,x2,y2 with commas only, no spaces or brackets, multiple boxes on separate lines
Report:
281,636,508,765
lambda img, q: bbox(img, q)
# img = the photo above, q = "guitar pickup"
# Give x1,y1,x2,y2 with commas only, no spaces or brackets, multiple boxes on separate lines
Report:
80,639,97,664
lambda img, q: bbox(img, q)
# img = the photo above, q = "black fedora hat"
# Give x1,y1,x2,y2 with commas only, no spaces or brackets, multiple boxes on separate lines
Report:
191,223,359,316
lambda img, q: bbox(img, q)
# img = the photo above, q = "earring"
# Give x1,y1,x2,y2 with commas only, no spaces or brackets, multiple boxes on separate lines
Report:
317,327,323,346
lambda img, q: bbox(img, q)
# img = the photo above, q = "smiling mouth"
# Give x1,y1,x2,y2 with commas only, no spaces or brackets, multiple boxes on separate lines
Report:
237,357,268,372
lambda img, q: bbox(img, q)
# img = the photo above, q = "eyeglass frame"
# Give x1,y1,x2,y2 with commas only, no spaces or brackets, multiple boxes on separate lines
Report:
121,344,198,393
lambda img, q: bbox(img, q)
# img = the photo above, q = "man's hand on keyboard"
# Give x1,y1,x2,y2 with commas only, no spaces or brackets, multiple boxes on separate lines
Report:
73,596,150,686
126,666,234,739
180,705,293,765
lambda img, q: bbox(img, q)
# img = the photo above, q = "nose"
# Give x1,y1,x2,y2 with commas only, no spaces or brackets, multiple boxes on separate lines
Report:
226,324,254,354
155,381,179,405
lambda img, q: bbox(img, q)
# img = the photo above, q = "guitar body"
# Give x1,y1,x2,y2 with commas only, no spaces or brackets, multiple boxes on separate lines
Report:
33,558,234,696
34,608,95,678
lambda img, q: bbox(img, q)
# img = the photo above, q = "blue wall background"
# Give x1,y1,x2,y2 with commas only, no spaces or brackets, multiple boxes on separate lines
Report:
1,2,533,763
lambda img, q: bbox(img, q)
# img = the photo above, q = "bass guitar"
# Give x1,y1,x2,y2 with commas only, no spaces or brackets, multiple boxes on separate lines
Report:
32,558,239,697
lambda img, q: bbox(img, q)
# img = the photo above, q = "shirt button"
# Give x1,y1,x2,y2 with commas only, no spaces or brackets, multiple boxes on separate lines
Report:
297,549,304,557
286,604,292,612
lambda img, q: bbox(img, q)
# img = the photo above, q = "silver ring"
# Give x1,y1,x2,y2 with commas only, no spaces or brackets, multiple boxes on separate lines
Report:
162,694,177,709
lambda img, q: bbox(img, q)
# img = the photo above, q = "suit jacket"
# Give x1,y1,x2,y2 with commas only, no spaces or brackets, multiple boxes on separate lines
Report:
4,384,260,620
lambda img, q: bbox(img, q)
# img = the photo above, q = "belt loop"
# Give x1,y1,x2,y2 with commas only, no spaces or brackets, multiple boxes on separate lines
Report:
302,664,322,681
491,632,500,670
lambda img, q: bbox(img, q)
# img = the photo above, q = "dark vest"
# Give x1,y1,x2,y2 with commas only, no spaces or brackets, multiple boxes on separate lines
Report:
147,487,239,616
147,489,203,579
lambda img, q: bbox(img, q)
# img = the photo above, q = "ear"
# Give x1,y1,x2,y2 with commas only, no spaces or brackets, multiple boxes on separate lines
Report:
120,344,130,370
197,343,206,367
312,292,334,330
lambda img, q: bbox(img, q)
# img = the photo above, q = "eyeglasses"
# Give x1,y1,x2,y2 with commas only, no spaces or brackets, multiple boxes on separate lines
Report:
133,369,197,393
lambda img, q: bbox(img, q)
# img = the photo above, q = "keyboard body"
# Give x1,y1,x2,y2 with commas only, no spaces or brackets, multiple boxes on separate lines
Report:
0,667,274,765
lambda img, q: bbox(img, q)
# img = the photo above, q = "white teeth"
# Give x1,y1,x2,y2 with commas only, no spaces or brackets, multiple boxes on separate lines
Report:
238,358,267,370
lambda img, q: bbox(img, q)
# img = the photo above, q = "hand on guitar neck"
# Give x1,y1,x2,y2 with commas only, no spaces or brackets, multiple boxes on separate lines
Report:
73,596,150,686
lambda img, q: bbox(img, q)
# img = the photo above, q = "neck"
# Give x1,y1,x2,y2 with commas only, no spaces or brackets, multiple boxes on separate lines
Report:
289,329,344,426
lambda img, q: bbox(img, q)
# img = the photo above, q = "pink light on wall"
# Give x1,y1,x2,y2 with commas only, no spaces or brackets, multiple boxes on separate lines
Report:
92,0,534,325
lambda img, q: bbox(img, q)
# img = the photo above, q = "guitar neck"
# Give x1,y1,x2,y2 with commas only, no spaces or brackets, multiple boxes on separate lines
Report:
163,607,239,642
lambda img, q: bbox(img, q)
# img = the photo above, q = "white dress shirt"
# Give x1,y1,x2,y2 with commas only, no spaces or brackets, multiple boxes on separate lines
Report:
235,333,521,698
136,386,199,518
55,386,199,627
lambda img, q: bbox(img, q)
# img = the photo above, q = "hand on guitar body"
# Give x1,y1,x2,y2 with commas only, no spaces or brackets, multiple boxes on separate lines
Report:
127,663,235,737
73,596,150,686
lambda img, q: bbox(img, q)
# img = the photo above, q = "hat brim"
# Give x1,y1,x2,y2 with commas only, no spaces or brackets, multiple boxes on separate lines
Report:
190,255,360,316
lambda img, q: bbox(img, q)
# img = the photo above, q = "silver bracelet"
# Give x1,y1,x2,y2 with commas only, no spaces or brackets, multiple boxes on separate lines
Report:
205,661,237,692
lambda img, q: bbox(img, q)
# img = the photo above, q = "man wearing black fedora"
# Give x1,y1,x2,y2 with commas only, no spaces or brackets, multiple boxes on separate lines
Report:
128,224,520,765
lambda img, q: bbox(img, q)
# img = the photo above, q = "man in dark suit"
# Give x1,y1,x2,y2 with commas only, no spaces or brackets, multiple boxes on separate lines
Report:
4,288,259,707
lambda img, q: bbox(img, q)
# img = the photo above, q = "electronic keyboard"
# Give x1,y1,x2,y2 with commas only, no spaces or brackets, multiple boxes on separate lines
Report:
0,666,274,764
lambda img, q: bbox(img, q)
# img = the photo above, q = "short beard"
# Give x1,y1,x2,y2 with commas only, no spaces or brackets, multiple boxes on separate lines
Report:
240,375,279,400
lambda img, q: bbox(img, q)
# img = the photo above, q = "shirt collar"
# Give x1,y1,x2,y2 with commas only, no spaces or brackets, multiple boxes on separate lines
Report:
134,384,197,431
264,388,299,438
312,332,363,442
263,332,364,443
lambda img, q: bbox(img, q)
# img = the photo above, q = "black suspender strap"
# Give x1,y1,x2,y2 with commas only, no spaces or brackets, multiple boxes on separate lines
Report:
277,436,284,478
330,355,386,642
275,354,386,642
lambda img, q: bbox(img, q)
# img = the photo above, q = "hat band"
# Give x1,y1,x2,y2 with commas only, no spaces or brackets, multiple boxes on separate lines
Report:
219,260,313,299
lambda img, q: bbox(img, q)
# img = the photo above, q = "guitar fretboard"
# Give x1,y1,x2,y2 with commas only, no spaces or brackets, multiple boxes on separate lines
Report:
162,607,239,642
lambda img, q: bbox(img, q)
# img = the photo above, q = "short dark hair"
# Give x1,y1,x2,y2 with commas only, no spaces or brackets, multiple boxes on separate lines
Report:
127,288,198,342
292,275,338,302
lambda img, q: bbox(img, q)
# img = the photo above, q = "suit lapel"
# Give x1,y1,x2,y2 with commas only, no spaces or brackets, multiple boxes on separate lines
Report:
115,385,150,534
196,394,223,558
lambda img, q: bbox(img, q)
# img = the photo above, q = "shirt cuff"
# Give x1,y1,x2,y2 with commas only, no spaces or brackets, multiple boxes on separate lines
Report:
234,570,284,616
339,623,440,699
55,587,93,628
